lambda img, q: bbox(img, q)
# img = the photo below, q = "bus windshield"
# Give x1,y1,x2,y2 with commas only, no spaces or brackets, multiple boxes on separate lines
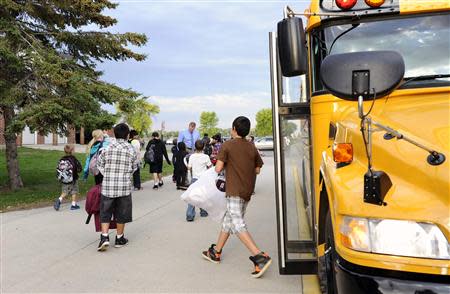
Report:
322,14,450,87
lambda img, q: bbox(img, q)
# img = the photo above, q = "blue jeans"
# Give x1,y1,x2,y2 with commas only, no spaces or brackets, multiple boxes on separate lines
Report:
186,178,208,220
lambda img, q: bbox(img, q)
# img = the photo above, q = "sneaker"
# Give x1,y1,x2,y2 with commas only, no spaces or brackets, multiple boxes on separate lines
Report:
249,252,272,278
158,181,164,187
53,198,61,211
200,211,208,217
153,185,158,190
70,204,80,210
186,218,194,222
115,235,129,248
202,244,222,264
97,235,110,252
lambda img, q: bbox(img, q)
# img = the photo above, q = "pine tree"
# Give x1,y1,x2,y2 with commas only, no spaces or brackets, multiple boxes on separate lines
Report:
0,1,147,189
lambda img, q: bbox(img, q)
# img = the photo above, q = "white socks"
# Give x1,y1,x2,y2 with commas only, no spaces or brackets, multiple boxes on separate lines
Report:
117,234,123,239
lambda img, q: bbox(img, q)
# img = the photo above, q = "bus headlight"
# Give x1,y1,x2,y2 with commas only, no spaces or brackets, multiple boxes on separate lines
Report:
340,217,450,259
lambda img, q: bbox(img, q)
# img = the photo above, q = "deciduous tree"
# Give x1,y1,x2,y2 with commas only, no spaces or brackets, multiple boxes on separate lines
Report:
199,111,219,136
117,98,159,137
255,108,273,137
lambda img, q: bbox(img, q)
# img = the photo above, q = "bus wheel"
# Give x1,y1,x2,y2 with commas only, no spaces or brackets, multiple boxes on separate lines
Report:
318,210,338,294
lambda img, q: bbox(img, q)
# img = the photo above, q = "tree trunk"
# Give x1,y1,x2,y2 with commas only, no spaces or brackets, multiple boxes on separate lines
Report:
2,106,24,189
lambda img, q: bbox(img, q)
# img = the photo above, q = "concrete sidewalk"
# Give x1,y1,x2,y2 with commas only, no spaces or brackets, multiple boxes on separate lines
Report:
24,144,87,153
1,157,304,293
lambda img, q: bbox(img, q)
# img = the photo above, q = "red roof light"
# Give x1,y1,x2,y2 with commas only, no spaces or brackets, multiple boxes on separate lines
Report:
335,0,358,10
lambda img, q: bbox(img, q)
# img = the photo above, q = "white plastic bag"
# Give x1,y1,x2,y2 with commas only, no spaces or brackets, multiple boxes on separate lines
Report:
180,168,226,222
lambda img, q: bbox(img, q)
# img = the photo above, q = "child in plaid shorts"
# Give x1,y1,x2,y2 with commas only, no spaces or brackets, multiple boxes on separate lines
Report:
202,116,272,278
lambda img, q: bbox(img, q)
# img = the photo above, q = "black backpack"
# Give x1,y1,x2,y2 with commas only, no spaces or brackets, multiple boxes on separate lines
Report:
56,157,74,184
144,143,156,164
204,144,212,156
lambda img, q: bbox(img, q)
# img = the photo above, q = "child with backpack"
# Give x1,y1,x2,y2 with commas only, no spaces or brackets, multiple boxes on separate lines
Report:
83,129,107,185
54,145,83,211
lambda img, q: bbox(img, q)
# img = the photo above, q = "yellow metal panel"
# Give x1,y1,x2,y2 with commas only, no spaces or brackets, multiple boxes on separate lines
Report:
314,87,450,275
400,0,450,14
306,0,322,31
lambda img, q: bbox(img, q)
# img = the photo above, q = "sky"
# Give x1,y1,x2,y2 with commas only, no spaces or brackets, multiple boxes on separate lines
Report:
97,0,309,131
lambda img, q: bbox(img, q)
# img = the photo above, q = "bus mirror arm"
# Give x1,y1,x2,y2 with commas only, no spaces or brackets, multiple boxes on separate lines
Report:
354,71,392,206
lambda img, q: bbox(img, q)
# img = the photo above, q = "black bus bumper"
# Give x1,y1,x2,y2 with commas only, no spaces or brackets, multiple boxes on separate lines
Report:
335,257,450,294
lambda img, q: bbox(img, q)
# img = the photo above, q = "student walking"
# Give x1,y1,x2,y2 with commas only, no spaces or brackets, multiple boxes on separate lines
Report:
83,129,107,185
171,138,178,183
174,142,189,190
210,133,223,165
186,140,211,221
201,116,271,278
146,132,171,190
129,130,142,190
54,145,83,211
96,123,139,252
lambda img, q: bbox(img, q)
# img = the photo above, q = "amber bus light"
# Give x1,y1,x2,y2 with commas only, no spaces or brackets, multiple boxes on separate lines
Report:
333,143,353,163
365,0,385,8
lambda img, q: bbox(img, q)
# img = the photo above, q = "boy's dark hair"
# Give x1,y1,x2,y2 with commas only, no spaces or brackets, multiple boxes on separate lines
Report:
195,140,204,151
232,116,251,137
212,133,222,142
203,133,208,137
114,123,130,139
129,130,138,139
172,138,178,145
152,132,159,138
177,141,186,152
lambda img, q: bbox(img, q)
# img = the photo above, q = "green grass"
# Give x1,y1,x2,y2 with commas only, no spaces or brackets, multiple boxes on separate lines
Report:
0,147,172,212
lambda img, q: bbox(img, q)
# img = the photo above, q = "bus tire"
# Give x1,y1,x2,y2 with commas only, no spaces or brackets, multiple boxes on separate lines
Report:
318,210,338,294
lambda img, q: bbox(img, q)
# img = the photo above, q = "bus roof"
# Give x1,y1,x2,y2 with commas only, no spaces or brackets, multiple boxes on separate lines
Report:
306,0,450,31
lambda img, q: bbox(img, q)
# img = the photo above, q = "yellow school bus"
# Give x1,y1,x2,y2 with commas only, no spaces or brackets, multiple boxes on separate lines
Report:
269,0,449,293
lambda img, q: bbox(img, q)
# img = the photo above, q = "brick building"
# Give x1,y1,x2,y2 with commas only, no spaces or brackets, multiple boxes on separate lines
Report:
0,115,76,146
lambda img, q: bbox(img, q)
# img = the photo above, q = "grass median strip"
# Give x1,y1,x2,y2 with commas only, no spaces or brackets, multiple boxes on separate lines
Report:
0,147,172,212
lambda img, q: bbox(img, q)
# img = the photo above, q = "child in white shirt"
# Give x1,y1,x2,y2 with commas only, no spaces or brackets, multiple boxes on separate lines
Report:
185,140,212,221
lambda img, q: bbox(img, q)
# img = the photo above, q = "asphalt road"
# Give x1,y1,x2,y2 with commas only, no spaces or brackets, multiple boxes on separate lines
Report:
1,155,307,293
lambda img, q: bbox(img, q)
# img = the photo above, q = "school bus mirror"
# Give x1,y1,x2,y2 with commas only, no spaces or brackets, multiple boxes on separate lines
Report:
277,16,308,77
320,51,405,101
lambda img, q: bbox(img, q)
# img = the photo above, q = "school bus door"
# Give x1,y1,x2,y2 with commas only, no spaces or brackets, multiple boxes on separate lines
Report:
269,32,317,274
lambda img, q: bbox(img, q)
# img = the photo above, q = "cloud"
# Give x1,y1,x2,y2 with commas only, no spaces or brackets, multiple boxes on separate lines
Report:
150,91,272,130
95,1,309,131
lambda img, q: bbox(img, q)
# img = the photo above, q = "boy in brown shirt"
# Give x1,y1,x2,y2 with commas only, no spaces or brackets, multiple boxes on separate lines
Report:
202,116,271,278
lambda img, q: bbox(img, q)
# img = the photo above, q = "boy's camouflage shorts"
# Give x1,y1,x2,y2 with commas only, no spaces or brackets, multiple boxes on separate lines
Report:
221,196,248,234
61,181,79,196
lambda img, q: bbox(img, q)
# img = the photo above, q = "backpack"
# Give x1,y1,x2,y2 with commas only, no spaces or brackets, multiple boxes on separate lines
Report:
204,144,212,156
88,142,103,176
56,158,74,184
85,184,102,224
144,143,156,164
216,172,226,192
85,184,117,231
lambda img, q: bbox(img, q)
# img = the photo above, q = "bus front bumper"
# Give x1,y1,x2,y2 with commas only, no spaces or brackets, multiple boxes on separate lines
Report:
335,257,450,294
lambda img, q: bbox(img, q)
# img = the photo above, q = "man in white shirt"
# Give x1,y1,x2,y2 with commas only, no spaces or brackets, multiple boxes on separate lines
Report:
185,140,212,221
